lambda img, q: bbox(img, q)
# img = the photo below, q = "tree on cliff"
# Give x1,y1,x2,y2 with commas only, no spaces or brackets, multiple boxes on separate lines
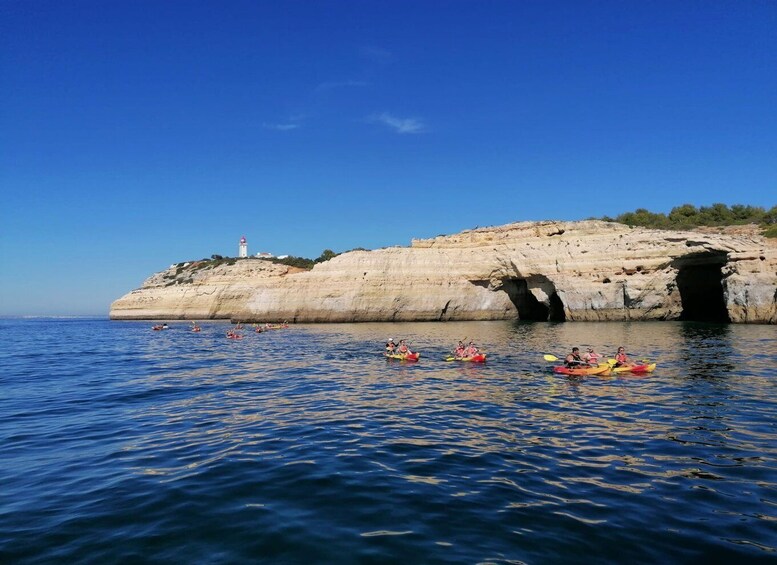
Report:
604,203,777,236
315,249,338,263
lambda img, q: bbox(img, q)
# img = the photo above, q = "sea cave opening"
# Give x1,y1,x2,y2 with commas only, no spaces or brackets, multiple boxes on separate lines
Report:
502,278,566,322
674,255,730,323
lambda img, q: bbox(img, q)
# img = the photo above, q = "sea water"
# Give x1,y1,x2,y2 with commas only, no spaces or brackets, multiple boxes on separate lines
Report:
1,318,775,563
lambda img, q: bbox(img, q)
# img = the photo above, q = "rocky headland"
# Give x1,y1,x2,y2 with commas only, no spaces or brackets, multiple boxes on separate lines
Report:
110,220,777,324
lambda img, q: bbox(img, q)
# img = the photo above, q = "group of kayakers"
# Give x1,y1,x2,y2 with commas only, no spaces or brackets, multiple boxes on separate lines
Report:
385,338,414,355
151,325,637,368
453,341,480,358
152,321,295,338
231,322,289,338
385,338,484,361
565,346,634,367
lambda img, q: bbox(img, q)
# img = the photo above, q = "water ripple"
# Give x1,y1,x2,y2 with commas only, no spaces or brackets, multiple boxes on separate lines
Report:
0,319,775,563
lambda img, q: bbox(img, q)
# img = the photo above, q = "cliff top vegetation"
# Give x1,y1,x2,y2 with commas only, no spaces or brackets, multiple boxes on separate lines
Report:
601,203,777,237
167,206,776,281
170,249,355,276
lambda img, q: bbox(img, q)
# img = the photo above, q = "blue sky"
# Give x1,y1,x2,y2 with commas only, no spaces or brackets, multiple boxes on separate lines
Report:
1,1,775,315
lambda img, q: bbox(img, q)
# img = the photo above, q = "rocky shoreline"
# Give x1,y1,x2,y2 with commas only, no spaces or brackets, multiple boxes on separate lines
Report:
110,220,777,324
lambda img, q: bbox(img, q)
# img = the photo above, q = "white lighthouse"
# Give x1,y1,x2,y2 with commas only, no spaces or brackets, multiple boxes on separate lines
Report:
239,236,247,258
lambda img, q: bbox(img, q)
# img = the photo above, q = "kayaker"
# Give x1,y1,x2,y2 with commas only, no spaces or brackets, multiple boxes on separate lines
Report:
614,347,633,367
397,340,412,355
386,338,396,354
466,342,479,356
583,347,601,364
565,347,585,367
453,341,467,358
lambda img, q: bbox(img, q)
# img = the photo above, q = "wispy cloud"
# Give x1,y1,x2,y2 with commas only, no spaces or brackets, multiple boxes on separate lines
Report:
371,112,427,134
263,115,304,131
361,46,392,63
263,123,299,131
315,80,369,92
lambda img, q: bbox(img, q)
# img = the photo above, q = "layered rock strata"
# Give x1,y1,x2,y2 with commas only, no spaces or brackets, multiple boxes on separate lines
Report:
110,220,777,324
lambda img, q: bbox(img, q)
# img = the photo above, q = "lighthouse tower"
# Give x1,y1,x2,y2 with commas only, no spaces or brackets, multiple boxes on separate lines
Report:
239,236,247,258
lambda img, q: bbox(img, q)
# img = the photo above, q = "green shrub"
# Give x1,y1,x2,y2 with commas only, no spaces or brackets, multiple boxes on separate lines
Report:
315,249,338,263
763,224,777,238
270,256,315,269
604,203,776,233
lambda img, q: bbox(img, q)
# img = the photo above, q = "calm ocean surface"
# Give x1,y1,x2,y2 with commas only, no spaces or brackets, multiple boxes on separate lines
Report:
1,318,775,563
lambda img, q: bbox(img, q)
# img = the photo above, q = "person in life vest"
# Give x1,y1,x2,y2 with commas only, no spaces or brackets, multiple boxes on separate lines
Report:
453,341,467,358
466,342,480,357
565,347,585,367
583,347,601,364
386,338,396,354
397,340,412,355
614,347,633,367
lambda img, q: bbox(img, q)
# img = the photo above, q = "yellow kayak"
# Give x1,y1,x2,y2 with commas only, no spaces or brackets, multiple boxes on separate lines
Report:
385,352,420,361
610,362,656,374
445,354,486,363
553,363,611,376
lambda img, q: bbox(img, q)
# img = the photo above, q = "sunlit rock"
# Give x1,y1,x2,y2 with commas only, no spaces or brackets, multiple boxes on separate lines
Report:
110,220,777,324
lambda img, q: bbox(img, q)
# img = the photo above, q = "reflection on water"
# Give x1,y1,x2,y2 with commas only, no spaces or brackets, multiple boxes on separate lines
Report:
0,318,775,563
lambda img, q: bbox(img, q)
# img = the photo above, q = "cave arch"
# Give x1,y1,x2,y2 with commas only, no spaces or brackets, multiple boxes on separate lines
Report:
501,277,566,322
672,252,730,323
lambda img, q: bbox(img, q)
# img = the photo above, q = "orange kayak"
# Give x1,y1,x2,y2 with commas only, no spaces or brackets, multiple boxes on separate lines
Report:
553,363,611,376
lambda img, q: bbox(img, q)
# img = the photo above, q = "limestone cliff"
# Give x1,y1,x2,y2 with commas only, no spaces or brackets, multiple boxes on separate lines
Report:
110,220,777,324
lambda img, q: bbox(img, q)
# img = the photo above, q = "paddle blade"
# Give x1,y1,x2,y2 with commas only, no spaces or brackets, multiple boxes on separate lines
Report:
543,354,559,362
607,359,617,365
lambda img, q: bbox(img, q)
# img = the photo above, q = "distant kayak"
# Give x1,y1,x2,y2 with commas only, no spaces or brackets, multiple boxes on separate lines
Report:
385,352,420,361
553,363,610,376
152,325,168,331
610,362,656,374
446,354,486,363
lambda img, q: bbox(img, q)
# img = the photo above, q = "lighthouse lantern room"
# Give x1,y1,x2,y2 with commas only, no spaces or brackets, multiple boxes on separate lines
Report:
239,236,248,258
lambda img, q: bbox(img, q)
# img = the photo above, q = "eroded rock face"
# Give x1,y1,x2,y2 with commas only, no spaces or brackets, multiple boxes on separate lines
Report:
110,220,777,324
109,259,305,320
